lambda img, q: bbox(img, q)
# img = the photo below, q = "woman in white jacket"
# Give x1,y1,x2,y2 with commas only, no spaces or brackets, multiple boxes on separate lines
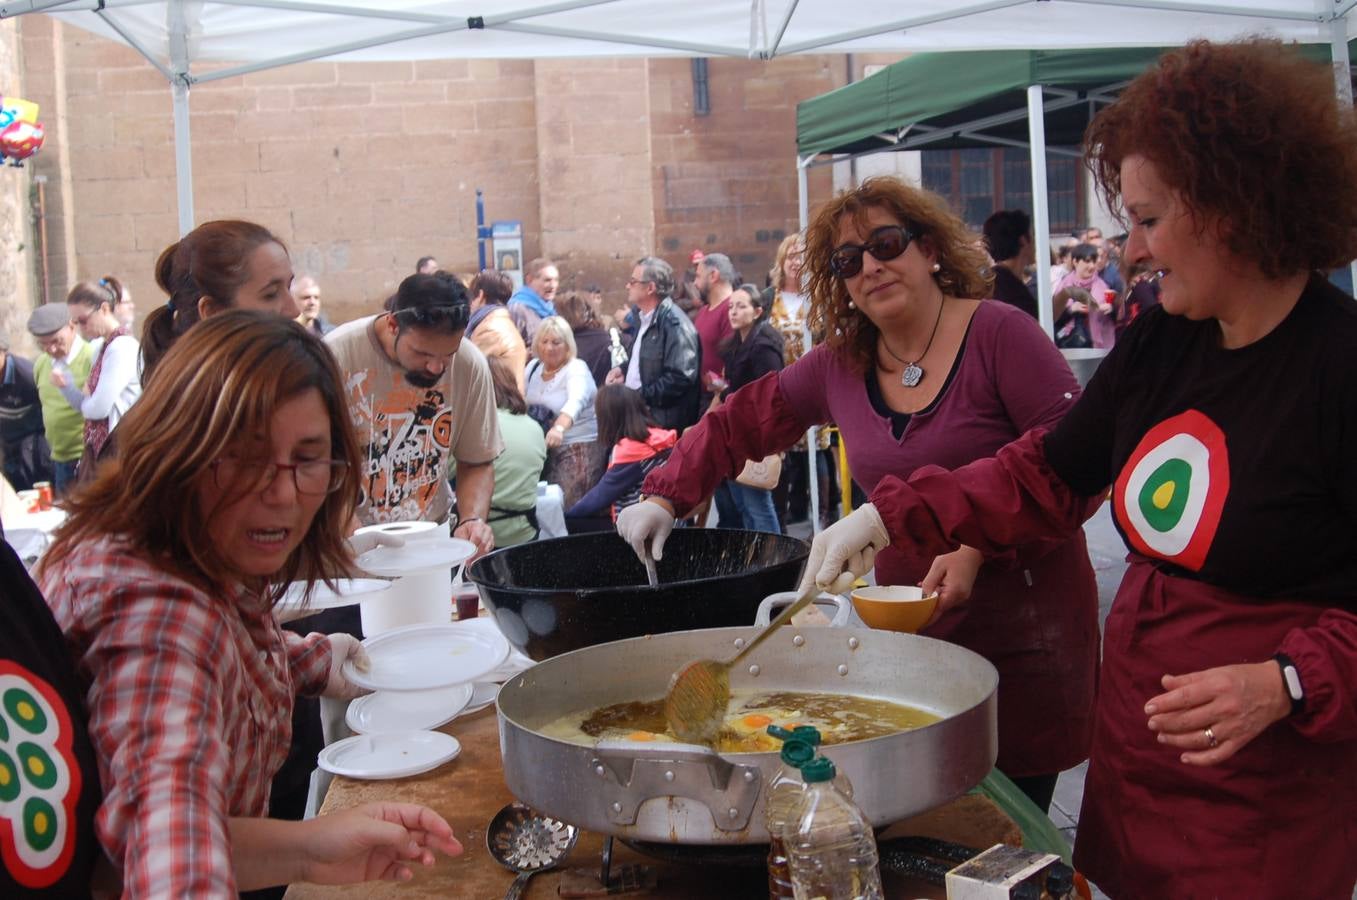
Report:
525,316,602,507
60,276,142,465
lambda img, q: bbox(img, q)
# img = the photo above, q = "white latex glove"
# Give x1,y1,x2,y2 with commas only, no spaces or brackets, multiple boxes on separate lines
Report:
324,633,372,700
796,502,891,596
345,531,405,558
616,498,676,563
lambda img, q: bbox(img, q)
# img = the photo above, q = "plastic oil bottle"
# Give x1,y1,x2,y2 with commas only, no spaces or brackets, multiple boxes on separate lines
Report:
765,736,816,899
786,756,883,900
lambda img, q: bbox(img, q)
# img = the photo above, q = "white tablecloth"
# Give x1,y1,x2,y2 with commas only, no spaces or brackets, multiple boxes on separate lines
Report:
535,483,567,538
3,508,67,568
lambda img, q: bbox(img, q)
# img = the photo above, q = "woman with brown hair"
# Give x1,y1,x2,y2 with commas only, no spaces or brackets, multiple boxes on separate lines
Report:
567,384,676,531
474,353,547,548
525,315,602,508
618,176,1099,812
59,276,141,462
141,219,297,385
39,312,461,895
788,40,1357,895
765,231,836,527
556,289,621,386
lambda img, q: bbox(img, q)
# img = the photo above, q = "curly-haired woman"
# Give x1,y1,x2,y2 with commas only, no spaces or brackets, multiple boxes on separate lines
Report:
784,40,1357,896
617,176,1100,813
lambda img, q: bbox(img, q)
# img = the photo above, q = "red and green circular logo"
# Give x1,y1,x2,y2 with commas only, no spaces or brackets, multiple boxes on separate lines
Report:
0,662,82,888
1113,409,1229,572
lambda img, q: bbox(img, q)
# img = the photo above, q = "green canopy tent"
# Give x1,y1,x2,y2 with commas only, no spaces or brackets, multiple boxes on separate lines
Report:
794,41,1357,338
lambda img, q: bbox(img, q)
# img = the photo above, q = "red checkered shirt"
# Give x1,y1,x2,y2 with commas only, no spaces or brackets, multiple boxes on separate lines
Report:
40,537,333,897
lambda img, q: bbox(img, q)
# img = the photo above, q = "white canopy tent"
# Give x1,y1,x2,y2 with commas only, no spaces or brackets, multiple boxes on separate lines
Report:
3,0,1353,530
2,0,1354,234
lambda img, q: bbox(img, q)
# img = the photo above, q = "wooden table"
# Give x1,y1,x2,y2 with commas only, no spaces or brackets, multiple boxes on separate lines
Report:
285,706,1022,900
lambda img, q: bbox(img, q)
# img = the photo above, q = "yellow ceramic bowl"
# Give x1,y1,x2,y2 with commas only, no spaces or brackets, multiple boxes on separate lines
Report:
850,585,939,633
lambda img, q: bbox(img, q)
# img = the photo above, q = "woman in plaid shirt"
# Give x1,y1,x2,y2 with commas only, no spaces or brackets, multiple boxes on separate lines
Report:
39,312,462,896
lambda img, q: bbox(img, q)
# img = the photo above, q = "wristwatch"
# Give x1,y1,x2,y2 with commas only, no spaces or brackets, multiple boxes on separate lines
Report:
1274,653,1305,717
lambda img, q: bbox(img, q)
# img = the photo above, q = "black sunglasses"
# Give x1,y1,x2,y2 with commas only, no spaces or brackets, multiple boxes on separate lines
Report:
829,225,916,279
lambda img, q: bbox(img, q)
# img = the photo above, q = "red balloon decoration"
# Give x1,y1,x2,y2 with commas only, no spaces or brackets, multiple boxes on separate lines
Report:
0,120,45,166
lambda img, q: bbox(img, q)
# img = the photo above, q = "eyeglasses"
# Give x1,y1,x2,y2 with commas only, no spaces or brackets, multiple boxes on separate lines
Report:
211,457,348,495
829,225,916,279
626,278,652,287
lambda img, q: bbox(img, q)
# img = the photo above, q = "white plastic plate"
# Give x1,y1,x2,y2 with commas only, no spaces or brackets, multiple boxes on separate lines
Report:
277,578,393,616
451,617,535,681
345,683,475,735
459,682,501,717
355,537,477,577
344,622,510,692
317,731,461,780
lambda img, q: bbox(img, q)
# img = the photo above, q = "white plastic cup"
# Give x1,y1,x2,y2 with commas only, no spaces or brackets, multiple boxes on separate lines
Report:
359,569,453,636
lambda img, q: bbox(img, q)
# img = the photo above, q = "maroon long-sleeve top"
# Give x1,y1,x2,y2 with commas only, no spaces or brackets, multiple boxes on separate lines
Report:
644,300,1100,776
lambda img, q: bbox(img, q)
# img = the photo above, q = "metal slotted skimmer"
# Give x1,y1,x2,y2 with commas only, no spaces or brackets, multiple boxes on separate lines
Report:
487,801,580,900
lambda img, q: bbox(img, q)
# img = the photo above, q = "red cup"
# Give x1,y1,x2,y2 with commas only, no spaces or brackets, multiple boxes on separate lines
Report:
1104,289,1118,304
454,588,480,621
34,482,53,510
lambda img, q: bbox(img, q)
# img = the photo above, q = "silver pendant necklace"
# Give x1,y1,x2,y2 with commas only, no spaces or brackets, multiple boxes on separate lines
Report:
881,299,945,387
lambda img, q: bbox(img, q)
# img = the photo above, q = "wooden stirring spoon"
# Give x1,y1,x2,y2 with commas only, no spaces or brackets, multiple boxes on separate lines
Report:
663,585,817,744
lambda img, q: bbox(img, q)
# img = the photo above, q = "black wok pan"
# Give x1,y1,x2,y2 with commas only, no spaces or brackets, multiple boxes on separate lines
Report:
465,529,808,661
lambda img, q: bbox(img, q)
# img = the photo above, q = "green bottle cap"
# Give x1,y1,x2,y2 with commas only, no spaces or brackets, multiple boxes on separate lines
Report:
800,756,837,783
779,739,815,768
767,725,823,745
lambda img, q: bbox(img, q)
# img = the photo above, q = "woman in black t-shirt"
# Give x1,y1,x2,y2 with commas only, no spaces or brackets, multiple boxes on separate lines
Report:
796,40,1357,899
0,537,101,898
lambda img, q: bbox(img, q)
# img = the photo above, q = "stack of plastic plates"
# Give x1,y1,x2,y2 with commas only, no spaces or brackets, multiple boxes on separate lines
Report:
318,731,462,780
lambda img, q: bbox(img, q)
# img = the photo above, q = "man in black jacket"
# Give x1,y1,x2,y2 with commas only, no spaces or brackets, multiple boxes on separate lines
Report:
0,337,52,491
606,256,701,432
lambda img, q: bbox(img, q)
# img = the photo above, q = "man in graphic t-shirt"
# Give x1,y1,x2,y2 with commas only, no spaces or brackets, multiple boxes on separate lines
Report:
325,272,503,558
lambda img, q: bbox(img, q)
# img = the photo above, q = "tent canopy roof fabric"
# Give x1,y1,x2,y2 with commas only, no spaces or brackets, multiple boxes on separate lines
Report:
14,0,1356,84
796,41,1357,158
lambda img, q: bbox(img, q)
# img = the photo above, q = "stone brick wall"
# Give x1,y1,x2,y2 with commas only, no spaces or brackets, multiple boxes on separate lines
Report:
14,15,904,326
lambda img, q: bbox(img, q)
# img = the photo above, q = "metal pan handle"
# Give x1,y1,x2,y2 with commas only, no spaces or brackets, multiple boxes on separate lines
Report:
590,740,762,831
754,590,851,627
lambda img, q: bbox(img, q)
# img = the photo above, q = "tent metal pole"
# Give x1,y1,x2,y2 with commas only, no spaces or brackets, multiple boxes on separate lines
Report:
0,0,99,18
194,0,634,83
954,131,1083,157
172,80,194,236
1027,84,1055,342
191,22,480,82
765,0,800,59
1328,13,1353,106
778,0,1026,56
1328,11,1357,290
208,0,453,24
797,159,809,229
894,94,1088,150
794,154,818,533
494,22,742,56
95,7,175,82
169,0,194,235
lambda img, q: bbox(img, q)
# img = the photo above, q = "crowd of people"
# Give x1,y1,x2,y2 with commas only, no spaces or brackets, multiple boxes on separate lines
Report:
0,36,1354,899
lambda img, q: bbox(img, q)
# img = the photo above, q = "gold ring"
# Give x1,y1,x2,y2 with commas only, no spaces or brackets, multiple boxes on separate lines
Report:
1204,727,1218,748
